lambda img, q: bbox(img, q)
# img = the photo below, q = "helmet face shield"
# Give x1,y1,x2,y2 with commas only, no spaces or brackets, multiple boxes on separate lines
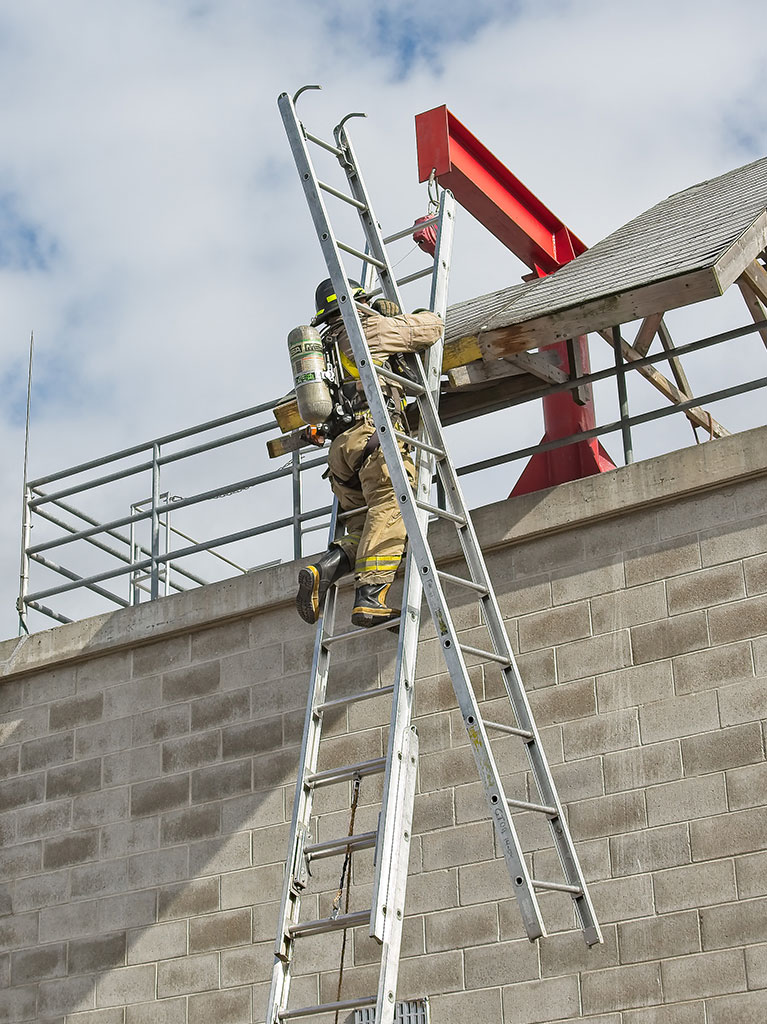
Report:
314,277,365,324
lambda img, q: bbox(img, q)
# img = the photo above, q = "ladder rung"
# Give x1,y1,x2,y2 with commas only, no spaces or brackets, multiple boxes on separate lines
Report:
317,683,395,713
279,995,376,1020
304,830,377,861
436,569,487,594
507,798,558,817
395,266,435,288
323,619,399,646
458,643,509,665
416,500,465,524
485,719,533,740
304,131,343,157
532,878,583,895
338,503,368,522
383,214,438,244
288,908,371,938
305,757,387,788
375,365,426,396
394,431,444,457
337,240,386,269
318,179,367,211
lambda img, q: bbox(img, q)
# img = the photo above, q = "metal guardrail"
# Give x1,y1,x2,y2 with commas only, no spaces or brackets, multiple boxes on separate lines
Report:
17,319,767,632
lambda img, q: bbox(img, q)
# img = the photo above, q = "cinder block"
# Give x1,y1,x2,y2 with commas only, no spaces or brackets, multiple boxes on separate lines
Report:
430,987,503,1024
588,873,654,925
681,723,763,776
221,787,284,835
744,552,767,596
706,990,767,1024
700,896,767,949
159,876,220,920
518,602,591,653
10,940,67,984
653,859,736,913
0,744,19,779
420,821,494,871
191,759,251,804
735,850,767,899
252,747,300,793
162,662,220,704
700,517,767,568
68,1009,127,1024
20,732,74,772
661,948,746,1001
568,790,647,842
69,931,127,974
631,611,709,665
0,986,36,1023
552,558,625,606
161,805,221,845
188,833,251,877
101,818,159,859
127,920,187,964
690,807,767,860
192,619,250,661
97,890,157,932
157,951,220,997
0,910,38,951
188,987,252,1024
512,528,586,580
539,924,619,977
596,661,674,714
667,563,745,615
562,708,639,759
501,974,581,1024
718,677,767,727
604,740,682,795
40,898,99,941
557,631,632,683
189,908,252,952
132,705,190,747
397,948,463,998
625,536,701,588
618,910,700,964
12,868,70,911
592,582,667,634
581,961,662,1014
0,772,45,811
73,786,130,829
0,838,41,880
43,828,99,869
131,775,189,818
104,742,164,785
424,902,497,952
609,822,690,877
23,664,76,706
463,937,539,989
222,716,282,761
103,676,165,722
528,677,597,725
96,963,157,1007
745,942,767,989
71,859,130,899
76,717,133,759
126,996,186,1024
419,744,483,793
727,762,767,811
162,731,220,776
38,974,94,1016
673,642,754,695
46,757,102,800
190,688,250,732
646,774,728,827
550,756,604,803
709,594,767,645
497,573,551,617
639,691,719,744
621,1003,704,1023
128,846,189,888
76,651,131,692
220,645,283,692
533,837,610,885
132,635,190,678
49,692,104,731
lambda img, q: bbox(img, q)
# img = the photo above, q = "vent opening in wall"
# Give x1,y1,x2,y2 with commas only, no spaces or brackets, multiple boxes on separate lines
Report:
355,998,430,1023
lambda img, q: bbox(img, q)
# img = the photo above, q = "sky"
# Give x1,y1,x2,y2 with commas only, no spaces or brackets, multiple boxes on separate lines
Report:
1,0,766,640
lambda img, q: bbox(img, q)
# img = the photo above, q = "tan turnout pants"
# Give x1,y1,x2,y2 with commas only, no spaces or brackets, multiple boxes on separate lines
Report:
327,417,415,584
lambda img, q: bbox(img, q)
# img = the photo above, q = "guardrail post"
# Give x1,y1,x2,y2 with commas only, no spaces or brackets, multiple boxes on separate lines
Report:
613,326,634,464
292,449,302,559
17,484,32,634
151,444,161,600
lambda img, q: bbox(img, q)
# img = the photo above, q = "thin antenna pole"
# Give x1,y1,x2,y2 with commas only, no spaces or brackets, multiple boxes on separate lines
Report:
17,331,34,635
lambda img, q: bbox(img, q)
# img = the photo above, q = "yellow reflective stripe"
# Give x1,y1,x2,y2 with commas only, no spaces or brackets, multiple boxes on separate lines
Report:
356,557,401,569
339,348,359,380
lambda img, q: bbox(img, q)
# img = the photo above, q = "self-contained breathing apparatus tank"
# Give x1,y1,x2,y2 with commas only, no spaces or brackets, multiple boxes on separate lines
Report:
287,324,334,426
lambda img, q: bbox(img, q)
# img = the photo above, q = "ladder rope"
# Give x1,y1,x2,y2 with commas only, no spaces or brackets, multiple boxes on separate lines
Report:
332,774,361,1023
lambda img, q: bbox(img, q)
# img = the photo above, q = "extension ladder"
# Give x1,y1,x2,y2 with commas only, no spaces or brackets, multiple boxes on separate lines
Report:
266,86,601,1024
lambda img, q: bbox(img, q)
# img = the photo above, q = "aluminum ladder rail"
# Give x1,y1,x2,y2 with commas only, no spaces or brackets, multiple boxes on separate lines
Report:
265,101,454,1024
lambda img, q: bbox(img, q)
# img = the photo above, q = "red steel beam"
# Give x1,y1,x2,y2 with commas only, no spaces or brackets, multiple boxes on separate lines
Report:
415,105,587,275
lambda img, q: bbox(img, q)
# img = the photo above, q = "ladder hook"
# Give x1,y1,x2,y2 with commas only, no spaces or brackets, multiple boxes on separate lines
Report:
292,84,321,106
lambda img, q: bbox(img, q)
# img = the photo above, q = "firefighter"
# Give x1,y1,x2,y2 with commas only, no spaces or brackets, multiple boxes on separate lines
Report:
296,278,443,628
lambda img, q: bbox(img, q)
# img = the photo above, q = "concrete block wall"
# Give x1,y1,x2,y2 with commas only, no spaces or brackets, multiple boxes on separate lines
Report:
1,424,767,1023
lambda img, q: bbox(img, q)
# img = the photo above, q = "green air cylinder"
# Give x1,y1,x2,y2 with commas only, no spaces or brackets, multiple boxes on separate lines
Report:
288,324,333,425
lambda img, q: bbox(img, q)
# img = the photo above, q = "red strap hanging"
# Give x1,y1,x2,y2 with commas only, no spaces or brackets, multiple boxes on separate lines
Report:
413,215,437,256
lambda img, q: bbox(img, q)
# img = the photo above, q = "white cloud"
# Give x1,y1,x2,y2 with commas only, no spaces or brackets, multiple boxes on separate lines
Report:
1,0,765,638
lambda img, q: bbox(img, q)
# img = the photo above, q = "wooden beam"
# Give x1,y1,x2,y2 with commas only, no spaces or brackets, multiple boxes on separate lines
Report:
447,350,567,390
657,320,694,401
736,277,767,349
713,210,767,292
596,329,729,438
739,257,767,307
633,312,663,356
481,266,720,355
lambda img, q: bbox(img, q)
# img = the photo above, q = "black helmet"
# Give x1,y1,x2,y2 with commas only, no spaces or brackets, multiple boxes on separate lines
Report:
314,278,366,324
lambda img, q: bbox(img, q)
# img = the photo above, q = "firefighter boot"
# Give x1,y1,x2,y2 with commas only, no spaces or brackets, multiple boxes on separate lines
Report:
351,583,400,628
296,546,351,624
